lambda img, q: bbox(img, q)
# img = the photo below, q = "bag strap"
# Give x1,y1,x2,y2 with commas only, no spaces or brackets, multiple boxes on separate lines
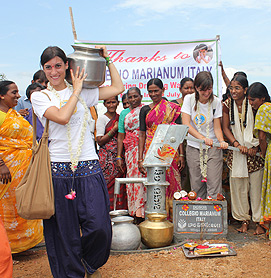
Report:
32,91,51,148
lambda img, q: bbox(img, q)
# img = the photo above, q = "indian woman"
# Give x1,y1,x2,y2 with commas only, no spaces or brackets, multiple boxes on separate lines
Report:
138,78,184,221
222,76,264,234
248,82,271,238
117,87,146,223
0,80,43,254
96,96,127,211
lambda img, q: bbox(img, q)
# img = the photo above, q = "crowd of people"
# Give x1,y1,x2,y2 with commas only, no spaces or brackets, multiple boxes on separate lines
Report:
0,48,271,277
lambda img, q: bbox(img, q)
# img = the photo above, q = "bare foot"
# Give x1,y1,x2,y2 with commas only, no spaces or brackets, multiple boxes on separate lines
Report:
254,223,266,235
237,221,249,233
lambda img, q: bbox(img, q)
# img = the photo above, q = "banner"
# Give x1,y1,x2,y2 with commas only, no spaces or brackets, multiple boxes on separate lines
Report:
75,37,222,101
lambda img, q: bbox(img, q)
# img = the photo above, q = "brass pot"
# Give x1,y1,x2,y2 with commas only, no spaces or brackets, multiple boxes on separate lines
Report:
139,213,173,248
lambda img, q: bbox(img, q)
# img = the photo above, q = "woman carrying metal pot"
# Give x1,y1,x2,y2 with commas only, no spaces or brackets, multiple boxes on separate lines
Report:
31,45,124,278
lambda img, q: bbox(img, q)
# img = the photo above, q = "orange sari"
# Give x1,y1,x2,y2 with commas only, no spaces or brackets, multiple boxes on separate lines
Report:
0,109,43,253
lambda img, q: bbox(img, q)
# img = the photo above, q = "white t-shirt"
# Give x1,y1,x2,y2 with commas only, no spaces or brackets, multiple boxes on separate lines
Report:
96,114,110,137
182,94,222,149
31,87,99,162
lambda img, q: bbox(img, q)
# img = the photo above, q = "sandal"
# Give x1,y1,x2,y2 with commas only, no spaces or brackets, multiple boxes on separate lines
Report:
237,220,249,233
254,223,267,235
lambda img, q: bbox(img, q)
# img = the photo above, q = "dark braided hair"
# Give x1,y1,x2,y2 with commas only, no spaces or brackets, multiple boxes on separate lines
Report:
229,75,249,127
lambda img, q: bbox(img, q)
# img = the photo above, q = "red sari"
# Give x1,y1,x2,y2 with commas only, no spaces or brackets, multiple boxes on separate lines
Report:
123,104,146,217
145,99,182,220
99,114,127,211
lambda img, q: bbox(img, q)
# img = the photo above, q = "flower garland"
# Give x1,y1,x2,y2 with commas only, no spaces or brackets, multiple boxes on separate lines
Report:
196,100,211,182
47,80,89,172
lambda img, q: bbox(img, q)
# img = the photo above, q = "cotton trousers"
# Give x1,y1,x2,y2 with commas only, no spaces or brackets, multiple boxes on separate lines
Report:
44,160,112,278
230,168,264,222
186,145,223,199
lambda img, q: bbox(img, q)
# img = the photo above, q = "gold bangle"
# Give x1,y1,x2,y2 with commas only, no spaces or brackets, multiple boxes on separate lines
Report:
179,154,185,157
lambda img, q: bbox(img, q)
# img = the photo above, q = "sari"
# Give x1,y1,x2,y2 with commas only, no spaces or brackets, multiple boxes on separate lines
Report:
123,104,146,217
254,102,271,239
0,109,43,253
99,114,127,211
145,99,182,220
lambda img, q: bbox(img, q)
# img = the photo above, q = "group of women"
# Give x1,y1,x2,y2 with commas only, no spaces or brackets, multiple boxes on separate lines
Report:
97,70,271,241
0,44,271,277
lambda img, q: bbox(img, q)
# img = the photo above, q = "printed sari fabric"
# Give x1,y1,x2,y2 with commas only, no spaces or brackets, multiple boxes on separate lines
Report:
254,102,271,239
0,109,43,253
99,114,127,211
123,104,146,217
145,99,182,220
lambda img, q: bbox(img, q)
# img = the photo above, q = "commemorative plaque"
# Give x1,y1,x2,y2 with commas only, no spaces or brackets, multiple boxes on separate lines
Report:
173,200,228,240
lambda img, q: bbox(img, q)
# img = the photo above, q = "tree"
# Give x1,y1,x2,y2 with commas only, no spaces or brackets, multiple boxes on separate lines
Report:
0,73,6,81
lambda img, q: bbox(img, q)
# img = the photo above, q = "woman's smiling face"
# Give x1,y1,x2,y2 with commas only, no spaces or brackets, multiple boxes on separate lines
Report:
0,83,20,109
148,84,164,104
43,56,68,90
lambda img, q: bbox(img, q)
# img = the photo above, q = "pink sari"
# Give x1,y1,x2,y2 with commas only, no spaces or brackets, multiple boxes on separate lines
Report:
145,99,182,220
123,104,146,217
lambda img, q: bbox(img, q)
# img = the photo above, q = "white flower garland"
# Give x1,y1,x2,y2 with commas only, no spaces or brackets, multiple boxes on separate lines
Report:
47,80,89,172
196,100,211,182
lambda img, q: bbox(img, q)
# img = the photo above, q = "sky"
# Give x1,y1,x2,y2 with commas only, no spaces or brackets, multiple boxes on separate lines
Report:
1,0,271,96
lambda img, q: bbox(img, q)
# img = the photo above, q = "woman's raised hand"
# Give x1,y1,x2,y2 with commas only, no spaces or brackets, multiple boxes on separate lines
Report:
70,66,88,95
96,45,109,58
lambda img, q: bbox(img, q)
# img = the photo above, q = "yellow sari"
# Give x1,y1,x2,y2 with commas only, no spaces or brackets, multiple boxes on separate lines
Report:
0,109,43,253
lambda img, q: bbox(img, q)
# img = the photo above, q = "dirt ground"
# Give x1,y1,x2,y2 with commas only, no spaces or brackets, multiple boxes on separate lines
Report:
12,220,271,278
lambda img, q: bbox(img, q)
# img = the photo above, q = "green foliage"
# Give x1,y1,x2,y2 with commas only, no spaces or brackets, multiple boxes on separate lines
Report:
0,73,6,81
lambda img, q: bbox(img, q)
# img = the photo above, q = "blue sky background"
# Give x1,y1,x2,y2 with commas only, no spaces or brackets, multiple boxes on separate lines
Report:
1,0,271,96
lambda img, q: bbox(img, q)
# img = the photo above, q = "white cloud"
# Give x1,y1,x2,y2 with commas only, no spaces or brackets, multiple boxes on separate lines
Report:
117,0,271,13
0,33,16,40
242,63,271,78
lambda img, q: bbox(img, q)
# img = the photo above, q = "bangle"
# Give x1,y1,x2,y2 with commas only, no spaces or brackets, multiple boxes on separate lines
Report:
116,157,122,160
108,131,113,138
179,154,185,157
138,159,143,163
105,57,113,66
232,140,238,146
71,94,79,100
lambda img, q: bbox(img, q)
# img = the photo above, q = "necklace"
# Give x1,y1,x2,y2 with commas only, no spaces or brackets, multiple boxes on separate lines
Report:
47,80,89,172
196,100,211,182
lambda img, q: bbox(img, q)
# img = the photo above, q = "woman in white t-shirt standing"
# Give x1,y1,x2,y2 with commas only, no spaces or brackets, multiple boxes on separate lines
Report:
182,71,228,199
31,46,124,278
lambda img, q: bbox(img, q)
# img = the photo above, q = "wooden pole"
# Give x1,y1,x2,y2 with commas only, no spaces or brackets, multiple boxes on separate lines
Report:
69,7,77,41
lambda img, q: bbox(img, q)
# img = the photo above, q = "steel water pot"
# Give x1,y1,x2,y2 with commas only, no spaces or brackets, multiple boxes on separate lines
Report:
67,45,106,88
111,216,141,251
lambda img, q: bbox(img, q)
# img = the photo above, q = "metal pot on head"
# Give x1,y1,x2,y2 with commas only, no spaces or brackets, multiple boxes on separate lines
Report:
67,45,106,88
